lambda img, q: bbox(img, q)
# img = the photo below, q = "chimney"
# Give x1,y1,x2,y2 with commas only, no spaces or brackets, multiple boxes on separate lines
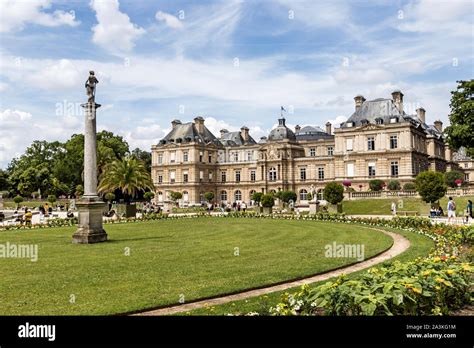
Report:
391,90,404,113
240,126,249,142
354,95,366,110
434,120,443,132
416,108,426,123
325,121,332,134
194,116,205,134
171,119,181,129
220,129,228,138
295,125,301,133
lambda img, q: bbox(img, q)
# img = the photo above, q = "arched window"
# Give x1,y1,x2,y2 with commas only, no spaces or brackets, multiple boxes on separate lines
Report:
269,167,277,181
299,189,308,201
317,188,324,201
158,191,163,202
199,192,204,203
183,191,189,202
221,190,227,202
234,190,242,201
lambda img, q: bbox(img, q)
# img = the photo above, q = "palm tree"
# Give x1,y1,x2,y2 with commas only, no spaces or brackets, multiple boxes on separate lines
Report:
98,156,153,203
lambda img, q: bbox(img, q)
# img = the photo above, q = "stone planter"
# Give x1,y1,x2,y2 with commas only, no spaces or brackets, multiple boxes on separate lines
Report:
116,204,137,218
262,207,273,215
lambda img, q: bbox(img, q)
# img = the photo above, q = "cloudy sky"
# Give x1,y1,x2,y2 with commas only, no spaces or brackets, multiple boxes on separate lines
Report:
0,0,472,168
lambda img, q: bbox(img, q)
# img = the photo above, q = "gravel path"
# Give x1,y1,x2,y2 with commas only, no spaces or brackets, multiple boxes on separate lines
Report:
134,227,410,316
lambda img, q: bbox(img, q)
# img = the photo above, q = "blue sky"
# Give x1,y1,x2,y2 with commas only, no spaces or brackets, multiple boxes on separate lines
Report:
0,0,472,168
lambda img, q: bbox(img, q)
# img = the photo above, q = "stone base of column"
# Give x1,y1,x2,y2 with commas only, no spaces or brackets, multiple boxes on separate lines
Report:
72,196,107,244
309,201,320,214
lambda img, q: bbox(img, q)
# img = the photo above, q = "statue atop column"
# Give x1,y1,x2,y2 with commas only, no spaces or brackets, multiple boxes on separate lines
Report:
85,71,99,103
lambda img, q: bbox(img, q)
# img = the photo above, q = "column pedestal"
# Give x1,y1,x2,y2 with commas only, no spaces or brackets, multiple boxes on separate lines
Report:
72,196,107,244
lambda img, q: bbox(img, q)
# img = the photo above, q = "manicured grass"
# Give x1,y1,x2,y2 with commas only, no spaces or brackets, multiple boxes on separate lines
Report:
0,217,393,315
342,196,474,215
186,226,434,316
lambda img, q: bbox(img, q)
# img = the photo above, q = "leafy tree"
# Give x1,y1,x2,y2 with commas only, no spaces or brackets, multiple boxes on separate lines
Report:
0,169,11,191
279,190,297,203
104,192,116,202
415,171,447,203
261,194,275,208
387,180,401,191
47,195,57,205
13,195,23,209
403,182,416,191
204,192,215,202
169,191,183,202
131,148,152,172
75,185,84,198
444,171,464,188
143,192,154,202
444,80,474,156
323,182,344,204
369,179,385,192
251,192,263,204
98,156,153,203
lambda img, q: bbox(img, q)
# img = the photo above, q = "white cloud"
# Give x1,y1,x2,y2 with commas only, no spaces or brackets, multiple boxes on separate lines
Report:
0,0,79,33
90,0,145,54
155,11,183,29
27,59,81,90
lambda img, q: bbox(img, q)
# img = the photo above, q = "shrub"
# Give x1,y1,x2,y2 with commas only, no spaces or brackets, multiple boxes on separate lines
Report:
204,192,215,202
306,192,313,201
280,191,297,203
105,192,116,202
261,194,275,208
143,192,154,202
251,192,263,204
75,185,84,197
387,180,401,191
47,195,57,204
403,182,416,191
369,179,384,192
13,195,23,209
444,171,464,188
0,190,9,198
323,182,344,204
415,171,447,203
169,191,183,202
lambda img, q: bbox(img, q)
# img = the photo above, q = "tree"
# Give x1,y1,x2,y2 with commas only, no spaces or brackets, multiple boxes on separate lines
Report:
0,169,11,191
131,148,152,173
98,156,154,203
444,80,474,156
104,192,116,202
251,192,263,204
204,192,215,202
75,185,84,198
279,191,297,203
387,180,401,191
169,191,183,203
47,195,57,205
13,195,23,209
403,182,416,191
369,179,384,192
143,192,154,202
323,182,344,205
444,171,464,188
261,194,275,208
415,171,447,204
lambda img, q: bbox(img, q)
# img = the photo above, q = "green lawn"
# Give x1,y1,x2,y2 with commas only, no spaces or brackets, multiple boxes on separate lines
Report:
0,218,392,315
342,196,474,215
186,226,434,315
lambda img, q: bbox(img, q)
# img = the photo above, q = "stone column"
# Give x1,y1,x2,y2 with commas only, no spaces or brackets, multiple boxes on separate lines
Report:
72,102,107,244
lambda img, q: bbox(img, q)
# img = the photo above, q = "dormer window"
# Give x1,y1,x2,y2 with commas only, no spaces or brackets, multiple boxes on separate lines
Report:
361,119,369,125
375,118,383,125
346,122,353,128
390,117,399,124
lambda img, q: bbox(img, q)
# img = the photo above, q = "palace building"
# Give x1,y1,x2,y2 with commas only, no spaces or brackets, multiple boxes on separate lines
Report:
151,91,466,206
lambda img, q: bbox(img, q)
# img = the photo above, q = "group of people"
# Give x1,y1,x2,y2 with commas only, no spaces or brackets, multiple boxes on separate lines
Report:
221,201,247,212
447,197,473,224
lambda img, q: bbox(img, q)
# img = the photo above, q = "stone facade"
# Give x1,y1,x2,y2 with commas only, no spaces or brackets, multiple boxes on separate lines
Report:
151,91,468,206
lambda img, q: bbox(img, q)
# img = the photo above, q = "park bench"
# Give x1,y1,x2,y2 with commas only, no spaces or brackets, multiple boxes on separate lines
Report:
397,211,419,216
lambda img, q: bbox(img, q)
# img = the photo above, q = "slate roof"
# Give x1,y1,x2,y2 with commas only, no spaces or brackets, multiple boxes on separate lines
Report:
219,131,257,146
295,125,334,141
159,122,221,145
268,118,296,141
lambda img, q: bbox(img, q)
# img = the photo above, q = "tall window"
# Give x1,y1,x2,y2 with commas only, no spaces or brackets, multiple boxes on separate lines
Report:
208,171,213,182
250,170,256,182
310,148,316,157
346,139,353,151
199,171,204,181
221,171,227,182
158,174,163,183
183,151,188,162
367,136,375,151
208,154,212,163
158,153,163,164
183,171,188,183
170,151,176,163
368,163,376,177
299,189,308,201
347,163,354,177
158,191,163,202
269,167,277,181
183,191,189,202
170,171,176,183
199,151,203,162
390,135,398,149
318,167,325,181
300,167,306,181
247,151,252,161
235,170,241,182
234,190,242,201
391,161,399,177
233,152,239,162
327,146,334,156
220,190,227,201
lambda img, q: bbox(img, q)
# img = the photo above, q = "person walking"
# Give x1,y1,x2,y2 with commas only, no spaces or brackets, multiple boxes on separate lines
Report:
466,200,473,223
447,197,456,224
24,210,32,227
390,201,397,216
